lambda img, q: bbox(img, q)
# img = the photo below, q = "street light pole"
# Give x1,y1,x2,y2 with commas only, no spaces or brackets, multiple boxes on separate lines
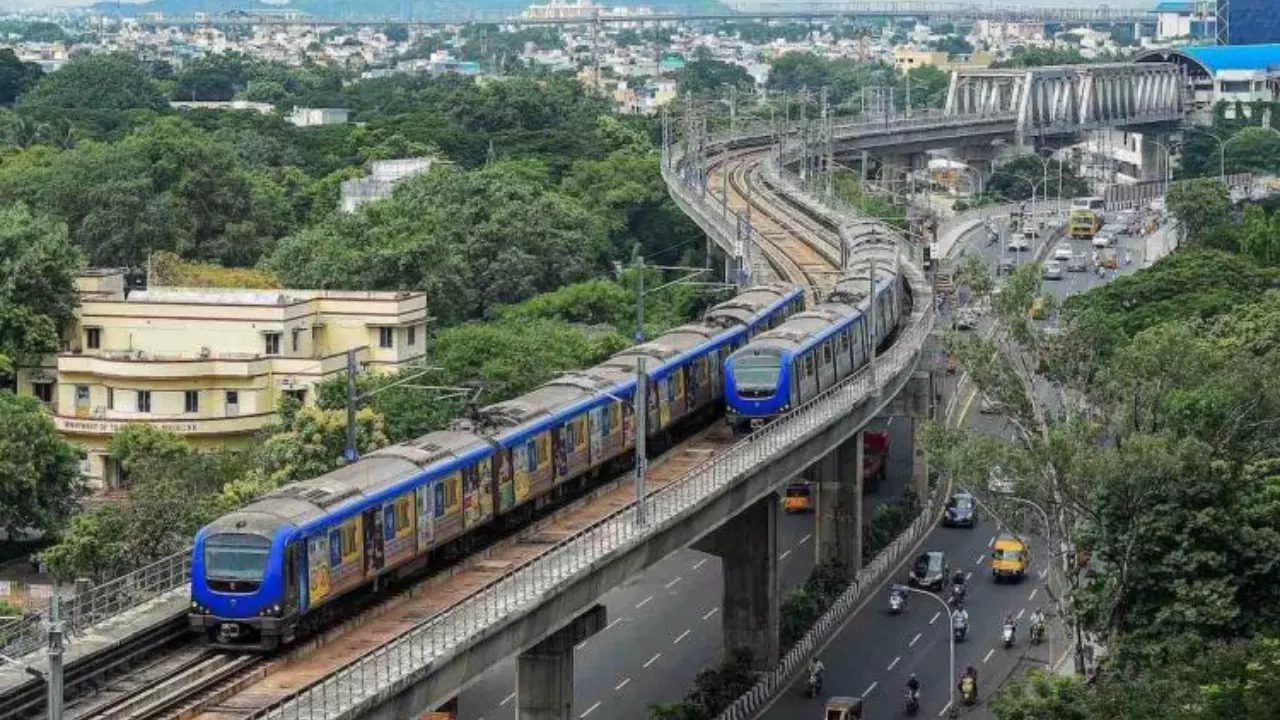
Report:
633,253,647,526
900,587,954,715
47,593,63,720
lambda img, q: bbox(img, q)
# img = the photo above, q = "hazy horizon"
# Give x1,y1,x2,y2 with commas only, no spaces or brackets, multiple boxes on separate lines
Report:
3,0,1163,9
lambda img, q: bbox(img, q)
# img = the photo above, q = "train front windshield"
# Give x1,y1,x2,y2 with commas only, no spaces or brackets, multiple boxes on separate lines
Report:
733,355,781,397
204,533,273,581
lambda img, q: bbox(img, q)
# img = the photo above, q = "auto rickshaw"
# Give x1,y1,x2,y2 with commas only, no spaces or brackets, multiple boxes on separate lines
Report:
1099,254,1119,270
824,696,864,720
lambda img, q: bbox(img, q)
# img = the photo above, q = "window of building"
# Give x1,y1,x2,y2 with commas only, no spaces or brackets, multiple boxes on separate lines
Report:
184,390,199,413
379,327,394,349
264,332,281,356
75,385,89,406
291,329,300,353
137,390,151,413
33,382,53,403
284,389,307,406
407,326,416,347
107,387,114,410
85,327,101,350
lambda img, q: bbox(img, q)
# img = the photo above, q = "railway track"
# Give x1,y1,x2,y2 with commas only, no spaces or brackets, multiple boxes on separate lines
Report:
68,651,265,720
709,147,843,288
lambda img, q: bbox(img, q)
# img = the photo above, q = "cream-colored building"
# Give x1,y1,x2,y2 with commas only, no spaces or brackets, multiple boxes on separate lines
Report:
18,270,428,488
892,47,993,73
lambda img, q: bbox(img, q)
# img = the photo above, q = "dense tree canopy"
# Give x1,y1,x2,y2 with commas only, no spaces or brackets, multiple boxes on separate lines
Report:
0,203,82,375
0,392,85,539
17,53,167,135
987,154,1090,203
0,49,43,105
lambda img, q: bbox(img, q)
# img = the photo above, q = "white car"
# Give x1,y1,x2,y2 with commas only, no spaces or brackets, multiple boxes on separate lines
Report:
1052,245,1073,261
1091,232,1114,249
1043,261,1063,280
1007,236,1030,252
979,395,1002,414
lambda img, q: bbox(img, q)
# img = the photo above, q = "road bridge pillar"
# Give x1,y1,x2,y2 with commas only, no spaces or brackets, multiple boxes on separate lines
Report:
694,494,779,669
814,434,863,578
516,604,607,720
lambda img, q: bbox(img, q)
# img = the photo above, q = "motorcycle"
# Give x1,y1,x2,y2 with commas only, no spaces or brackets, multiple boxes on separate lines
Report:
948,584,965,606
889,592,904,614
1030,621,1045,646
959,676,977,705
904,690,920,716
953,617,968,642
1002,623,1016,649
806,671,822,698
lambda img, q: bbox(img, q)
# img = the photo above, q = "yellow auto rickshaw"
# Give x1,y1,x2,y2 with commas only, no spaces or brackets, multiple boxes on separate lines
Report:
1099,254,1118,270
824,696,864,720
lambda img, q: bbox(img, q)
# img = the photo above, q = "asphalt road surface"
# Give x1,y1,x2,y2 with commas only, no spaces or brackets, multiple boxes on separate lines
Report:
457,415,916,720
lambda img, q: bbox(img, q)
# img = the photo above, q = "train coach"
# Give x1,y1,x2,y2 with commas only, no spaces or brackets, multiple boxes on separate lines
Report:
189,283,804,650
724,261,908,435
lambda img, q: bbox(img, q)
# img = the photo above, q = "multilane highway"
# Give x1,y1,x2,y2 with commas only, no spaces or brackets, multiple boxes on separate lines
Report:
456,416,915,720
760,212,1157,720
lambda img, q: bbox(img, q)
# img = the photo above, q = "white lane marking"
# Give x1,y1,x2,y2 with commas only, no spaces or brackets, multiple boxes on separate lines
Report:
703,607,719,620
691,558,708,571
965,571,973,582
929,611,941,625
938,701,953,717
501,693,515,706
575,640,587,650
605,618,623,632
780,549,792,560
909,633,922,647
580,701,602,718
1017,608,1026,620
1029,589,1039,601
635,595,653,609
975,554,986,565
644,653,662,668
862,681,878,697
888,656,901,670
674,630,691,644
887,416,895,426
800,533,813,545
983,648,995,664
666,576,682,589
1039,569,1049,579
989,536,996,547
615,678,631,691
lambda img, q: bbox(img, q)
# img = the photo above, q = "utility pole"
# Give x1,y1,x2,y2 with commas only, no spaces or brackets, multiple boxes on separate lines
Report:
633,253,647,526
47,592,63,720
868,256,879,396
344,349,358,463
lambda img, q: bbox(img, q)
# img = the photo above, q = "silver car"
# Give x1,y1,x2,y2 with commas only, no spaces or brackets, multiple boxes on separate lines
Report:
1043,261,1063,280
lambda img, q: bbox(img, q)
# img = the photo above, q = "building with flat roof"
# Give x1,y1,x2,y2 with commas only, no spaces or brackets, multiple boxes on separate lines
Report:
17,270,429,488
1149,1,1216,42
1136,43,1280,120
1224,0,1280,46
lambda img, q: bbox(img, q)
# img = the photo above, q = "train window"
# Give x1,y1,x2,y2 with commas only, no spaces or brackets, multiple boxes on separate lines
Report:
526,440,538,472
383,504,396,540
805,355,815,377
610,403,621,431
396,498,412,531
444,473,461,511
822,343,832,363
328,529,342,566
840,331,849,352
204,533,272,581
575,417,587,448
341,524,358,559
538,435,550,467
434,482,446,518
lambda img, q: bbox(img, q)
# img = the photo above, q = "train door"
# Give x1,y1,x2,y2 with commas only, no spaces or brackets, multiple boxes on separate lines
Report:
683,362,697,411
283,542,302,615
552,426,569,482
415,484,435,552
818,341,836,390
362,507,384,575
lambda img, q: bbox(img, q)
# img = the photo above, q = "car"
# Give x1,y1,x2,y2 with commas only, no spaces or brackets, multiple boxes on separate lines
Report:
1007,236,1030,253
1043,261,1063,280
996,258,1016,275
910,550,950,590
989,465,1015,495
1052,245,1073,261
1067,253,1088,272
955,308,979,330
943,492,977,528
1091,232,1114,249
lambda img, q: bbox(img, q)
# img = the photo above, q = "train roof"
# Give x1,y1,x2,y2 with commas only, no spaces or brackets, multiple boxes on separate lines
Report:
705,283,801,326
745,304,862,352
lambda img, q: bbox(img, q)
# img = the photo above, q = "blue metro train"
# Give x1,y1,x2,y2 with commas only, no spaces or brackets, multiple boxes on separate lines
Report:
724,261,908,435
189,283,804,649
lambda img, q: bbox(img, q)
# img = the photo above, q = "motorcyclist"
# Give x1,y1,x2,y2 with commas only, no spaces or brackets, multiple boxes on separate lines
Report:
906,673,920,700
953,606,970,628
1030,609,1046,639
1003,612,1017,638
809,658,825,683
890,584,907,605
959,666,978,701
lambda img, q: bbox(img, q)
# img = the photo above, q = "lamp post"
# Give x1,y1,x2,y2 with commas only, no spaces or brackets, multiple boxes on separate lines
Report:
1151,138,1175,187
1183,125,1227,180
0,592,63,720
899,586,955,716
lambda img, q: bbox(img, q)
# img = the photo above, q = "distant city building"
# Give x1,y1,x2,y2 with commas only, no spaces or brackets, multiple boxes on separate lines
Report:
287,107,351,127
892,47,992,73
521,0,654,20
1149,1,1216,42
340,158,435,213
17,270,429,488
171,100,276,114
1224,0,1280,46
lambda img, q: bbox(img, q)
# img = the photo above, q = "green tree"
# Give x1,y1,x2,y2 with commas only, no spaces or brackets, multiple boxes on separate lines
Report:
0,392,85,539
106,425,193,481
1166,178,1233,249
988,154,1089,203
1223,126,1280,175
0,49,43,105
676,57,754,98
0,203,83,376
259,406,388,485
17,53,168,136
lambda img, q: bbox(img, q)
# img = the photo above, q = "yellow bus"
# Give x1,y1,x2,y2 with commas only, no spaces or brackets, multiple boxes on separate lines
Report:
1068,208,1101,238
